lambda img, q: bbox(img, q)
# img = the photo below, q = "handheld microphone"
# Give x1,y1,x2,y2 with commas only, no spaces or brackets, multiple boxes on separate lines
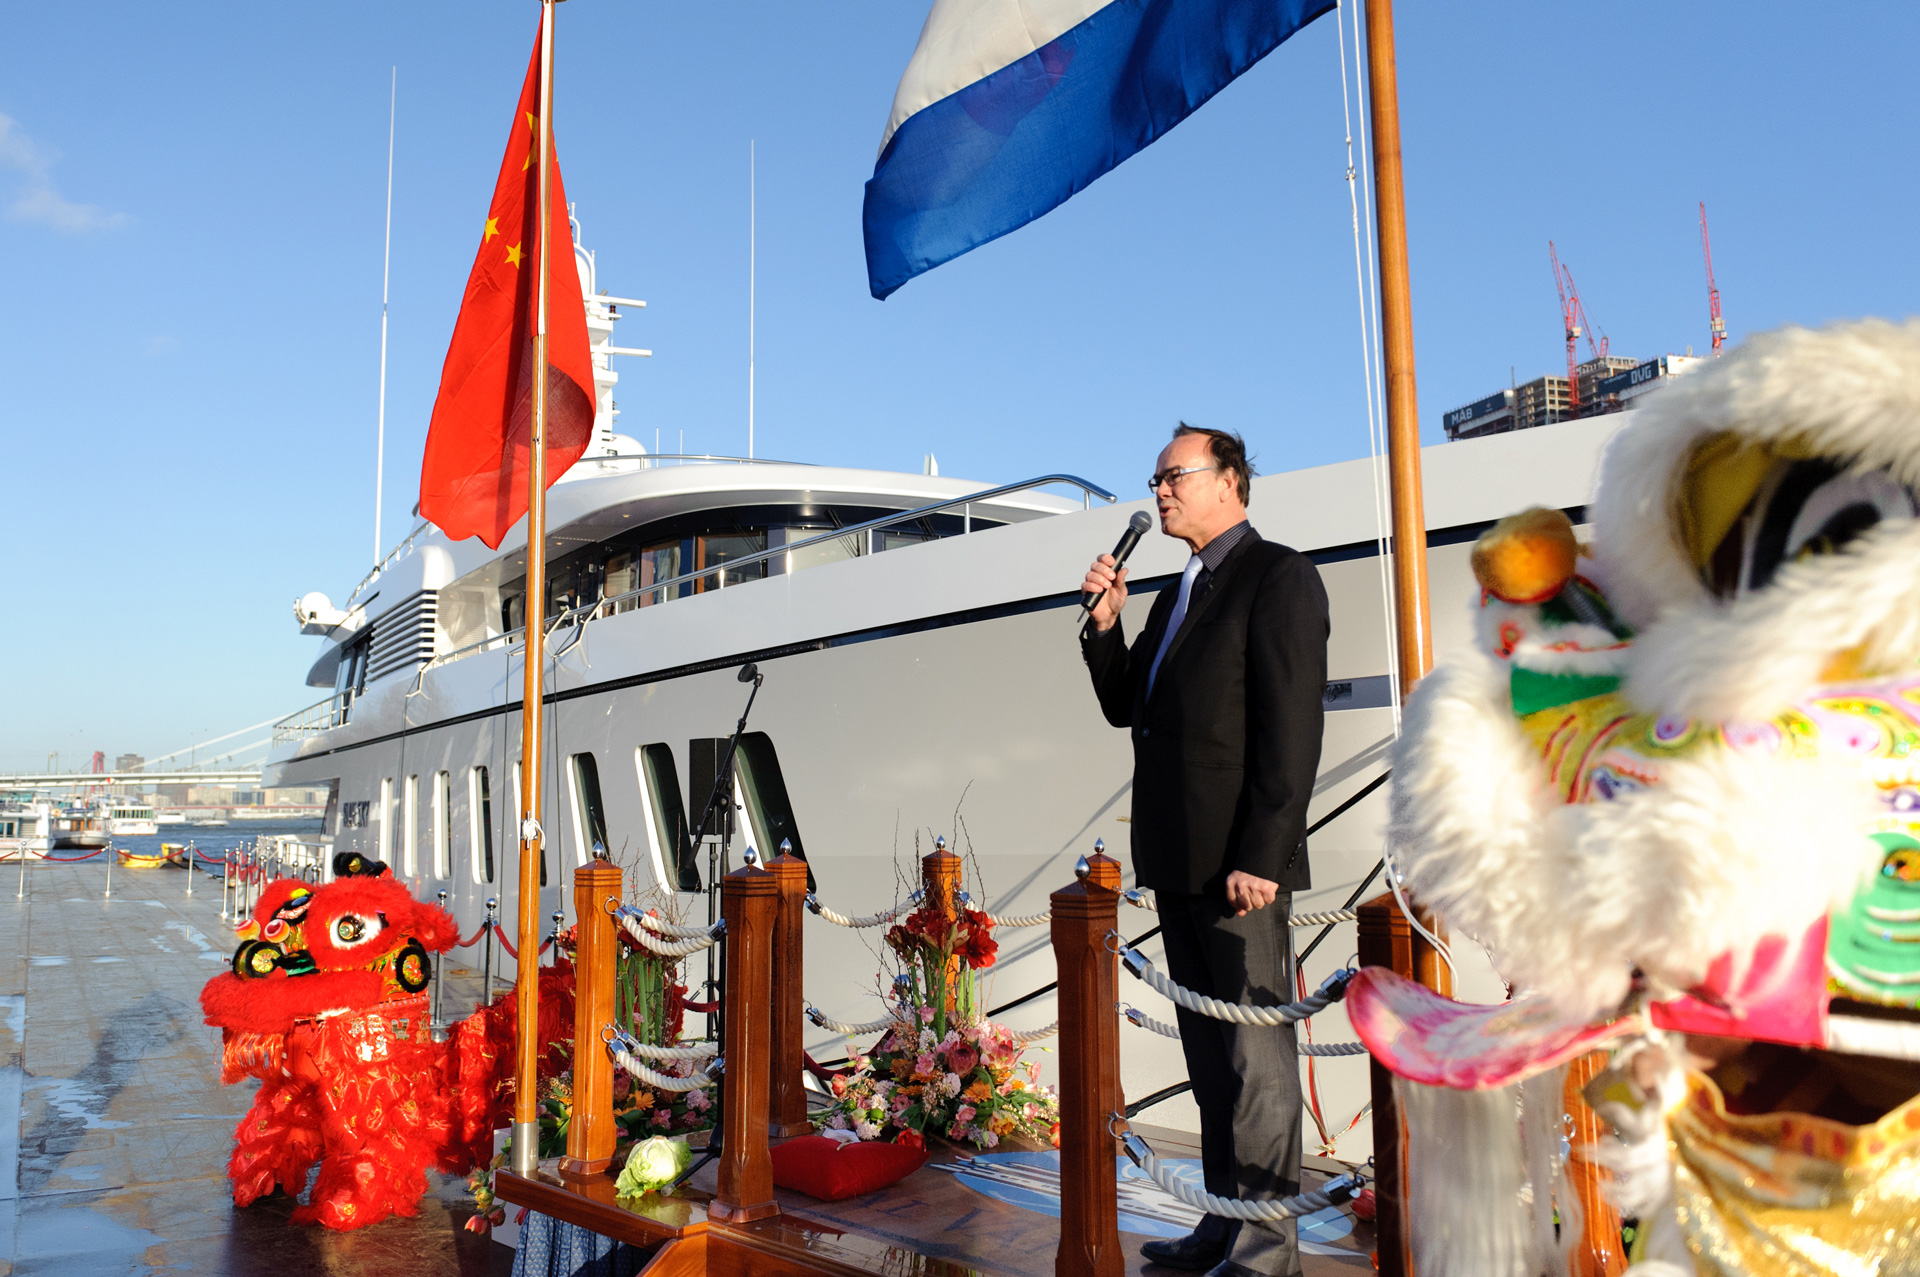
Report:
1082,510,1155,611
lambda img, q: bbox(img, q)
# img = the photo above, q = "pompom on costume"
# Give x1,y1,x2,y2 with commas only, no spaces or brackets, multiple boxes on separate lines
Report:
201,853,574,1231
1348,319,1920,1275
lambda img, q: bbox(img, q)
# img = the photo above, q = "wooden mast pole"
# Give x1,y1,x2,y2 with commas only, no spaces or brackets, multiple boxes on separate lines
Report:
1364,0,1430,688
1361,1,1438,1271
511,0,557,1180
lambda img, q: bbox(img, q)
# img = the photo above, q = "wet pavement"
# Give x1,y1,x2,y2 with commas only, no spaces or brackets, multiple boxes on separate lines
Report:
1,857,512,1276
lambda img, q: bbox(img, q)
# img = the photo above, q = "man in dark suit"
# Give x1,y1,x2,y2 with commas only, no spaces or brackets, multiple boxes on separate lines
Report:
1080,424,1328,1277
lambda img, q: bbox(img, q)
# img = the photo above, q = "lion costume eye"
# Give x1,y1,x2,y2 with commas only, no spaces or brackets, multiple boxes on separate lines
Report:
332,913,381,947
1743,461,1916,595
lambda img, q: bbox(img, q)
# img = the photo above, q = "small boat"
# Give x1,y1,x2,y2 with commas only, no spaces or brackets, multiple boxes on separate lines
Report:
119,844,176,869
105,803,159,836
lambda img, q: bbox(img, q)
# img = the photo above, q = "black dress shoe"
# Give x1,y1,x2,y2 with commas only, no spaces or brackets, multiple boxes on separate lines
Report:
1140,1231,1230,1271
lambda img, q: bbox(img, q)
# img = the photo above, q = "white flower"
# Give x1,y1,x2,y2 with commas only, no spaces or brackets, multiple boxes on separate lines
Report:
918,1029,936,1052
855,1120,881,1141
941,1072,963,1097
827,1114,848,1130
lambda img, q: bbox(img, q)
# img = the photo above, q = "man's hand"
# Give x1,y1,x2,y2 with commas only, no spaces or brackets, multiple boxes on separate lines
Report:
1224,870,1279,917
1082,553,1129,632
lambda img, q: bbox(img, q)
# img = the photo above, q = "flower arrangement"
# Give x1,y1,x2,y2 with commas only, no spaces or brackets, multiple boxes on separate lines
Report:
816,898,1058,1151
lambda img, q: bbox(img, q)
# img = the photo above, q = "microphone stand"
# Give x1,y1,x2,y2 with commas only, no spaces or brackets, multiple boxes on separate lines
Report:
695,665,763,1035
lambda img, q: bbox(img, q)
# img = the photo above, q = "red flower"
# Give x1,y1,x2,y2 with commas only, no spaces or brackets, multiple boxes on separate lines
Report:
944,1041,980,1076
896,1128,925,1150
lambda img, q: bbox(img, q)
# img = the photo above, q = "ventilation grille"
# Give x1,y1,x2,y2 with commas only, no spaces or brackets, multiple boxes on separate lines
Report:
365,590,438,684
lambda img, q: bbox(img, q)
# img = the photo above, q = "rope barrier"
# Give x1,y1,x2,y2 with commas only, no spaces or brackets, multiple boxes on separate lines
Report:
803,1051,851,1083
805,889,921,929
613,912,722,958
1117,1003,1367,1054
599,1025,717,1062
452,923,489,949
34,848,107,862
806,1006,907,1037
491,925,554,962
1288,909,1358,928
1115,1117,1364,1221
1013,1021,1058,1043
608,1041,716,1093
608,901,711,939
1122,888,1158,912
1117,942,1354,1026
981,910,1052,928
683,998,718,1015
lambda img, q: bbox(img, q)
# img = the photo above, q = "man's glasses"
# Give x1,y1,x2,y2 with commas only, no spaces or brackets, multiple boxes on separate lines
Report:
1147,465,1217,494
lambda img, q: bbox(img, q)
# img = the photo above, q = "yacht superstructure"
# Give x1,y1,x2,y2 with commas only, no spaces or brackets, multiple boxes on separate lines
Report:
265,227,1628,1160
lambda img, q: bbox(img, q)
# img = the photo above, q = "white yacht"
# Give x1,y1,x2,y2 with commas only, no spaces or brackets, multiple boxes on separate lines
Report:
0,801,54,856
103,803,159,836
264,223,1625,1161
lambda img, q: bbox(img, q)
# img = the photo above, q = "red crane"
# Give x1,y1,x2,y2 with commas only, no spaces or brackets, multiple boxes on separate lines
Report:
1700,201,1726,354
1549,241,1606,416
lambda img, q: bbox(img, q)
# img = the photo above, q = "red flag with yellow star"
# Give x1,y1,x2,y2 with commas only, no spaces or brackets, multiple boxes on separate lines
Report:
418,24,594,550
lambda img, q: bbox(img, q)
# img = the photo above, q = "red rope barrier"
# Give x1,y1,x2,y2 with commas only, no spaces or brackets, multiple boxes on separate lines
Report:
489,924,554,961
453,923,489,948
32,848,107,862
803,1051,850,1083
682,998,718,1015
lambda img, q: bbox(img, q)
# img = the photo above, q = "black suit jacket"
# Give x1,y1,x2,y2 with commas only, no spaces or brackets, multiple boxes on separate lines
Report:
1082,530,1329,896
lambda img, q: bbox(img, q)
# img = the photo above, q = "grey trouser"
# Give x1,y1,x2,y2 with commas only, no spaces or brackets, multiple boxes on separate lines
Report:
1156,890,1301,1277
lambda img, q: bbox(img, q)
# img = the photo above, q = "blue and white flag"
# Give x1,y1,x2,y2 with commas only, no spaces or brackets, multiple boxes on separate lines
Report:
863,0,1336,299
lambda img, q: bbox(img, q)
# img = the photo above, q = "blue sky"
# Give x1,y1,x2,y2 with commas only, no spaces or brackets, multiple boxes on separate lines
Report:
3,1,1916,768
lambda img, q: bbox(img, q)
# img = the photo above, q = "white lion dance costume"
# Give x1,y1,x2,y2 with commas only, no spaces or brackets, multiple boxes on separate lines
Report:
1347,319,1920,1276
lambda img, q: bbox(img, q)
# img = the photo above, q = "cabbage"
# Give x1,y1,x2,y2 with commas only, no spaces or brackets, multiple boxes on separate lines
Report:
615,1135,693,1197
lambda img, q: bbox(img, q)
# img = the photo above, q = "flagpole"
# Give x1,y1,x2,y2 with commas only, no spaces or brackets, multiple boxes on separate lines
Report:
513,0,557,1181
1361,1,1441,1271
375,67,395,563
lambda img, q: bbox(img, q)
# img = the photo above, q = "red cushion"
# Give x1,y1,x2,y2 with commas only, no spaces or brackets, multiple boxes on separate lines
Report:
769,1135,929,1201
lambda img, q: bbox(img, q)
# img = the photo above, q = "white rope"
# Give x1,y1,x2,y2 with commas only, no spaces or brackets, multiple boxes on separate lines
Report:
1289,909,1358,928
1013,1021,1058,1043
1123,889,1158,912
612,904,711,939
601,1028,717,1062
984,911,1051,928
806,890,921,929
1123,1006,1182,1038
610,1044,714,1092
1120,944,1353,1026
1128,1135,1358,1221
807,1006,907,1037
615,912,721,958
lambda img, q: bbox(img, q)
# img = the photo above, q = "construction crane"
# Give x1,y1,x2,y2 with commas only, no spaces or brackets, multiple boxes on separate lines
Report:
1549,241,1607,416
1700,201,1726,354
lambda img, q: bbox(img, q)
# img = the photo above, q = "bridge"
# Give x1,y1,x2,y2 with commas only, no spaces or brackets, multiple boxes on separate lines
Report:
0,771,265,788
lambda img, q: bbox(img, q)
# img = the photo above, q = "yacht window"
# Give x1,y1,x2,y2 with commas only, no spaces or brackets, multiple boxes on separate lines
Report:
470,766,494,884
377,777,394,861
604,552,637,614
403,775,418,877
321,779,341,839
876,529,928,553
568,753,609,865
698,533,768,591
635,744,700,891
736,732,813,891
433,771,452,880
786,526,864,573
501,590,526,634
509,762,547,886
637,540,686,606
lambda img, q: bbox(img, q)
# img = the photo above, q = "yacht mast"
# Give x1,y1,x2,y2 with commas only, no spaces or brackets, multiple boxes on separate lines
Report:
512,0,557,1181
375,68,395,561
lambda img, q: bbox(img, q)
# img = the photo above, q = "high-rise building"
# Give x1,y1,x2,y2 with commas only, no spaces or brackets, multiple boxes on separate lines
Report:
1441,354,1702,441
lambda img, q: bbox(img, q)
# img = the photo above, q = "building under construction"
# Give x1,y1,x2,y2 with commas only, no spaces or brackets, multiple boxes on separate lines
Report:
1442,353,1703,441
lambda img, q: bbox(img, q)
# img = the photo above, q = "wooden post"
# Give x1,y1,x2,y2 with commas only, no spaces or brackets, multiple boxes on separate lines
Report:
1358,891,1449,1277
712,859,780,1223
923,835,964,1010
560,857,621,1180
1563,1051,1627,1277
1052,849,1123,1277
767,845,811,1138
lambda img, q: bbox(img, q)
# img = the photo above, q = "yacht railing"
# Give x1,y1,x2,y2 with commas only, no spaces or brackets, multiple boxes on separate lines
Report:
349,520,433,607
273,692,352,742
386,472,1112,704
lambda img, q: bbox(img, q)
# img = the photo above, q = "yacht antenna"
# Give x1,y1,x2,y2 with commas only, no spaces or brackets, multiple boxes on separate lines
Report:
748,138,755,460
374,67,396,562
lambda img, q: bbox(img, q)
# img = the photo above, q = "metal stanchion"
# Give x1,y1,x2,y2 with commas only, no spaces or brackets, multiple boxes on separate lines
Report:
550,910,564,964
434,889,449,1033
105,841,115,900
482,897,499,1007
184,840,196,897
16,841,27,901
220,849,232,922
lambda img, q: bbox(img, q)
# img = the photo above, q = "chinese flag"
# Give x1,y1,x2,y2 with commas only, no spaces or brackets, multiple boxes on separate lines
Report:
419,24,595,550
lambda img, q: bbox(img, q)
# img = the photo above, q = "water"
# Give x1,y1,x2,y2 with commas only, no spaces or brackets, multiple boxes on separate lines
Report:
56,818,325,873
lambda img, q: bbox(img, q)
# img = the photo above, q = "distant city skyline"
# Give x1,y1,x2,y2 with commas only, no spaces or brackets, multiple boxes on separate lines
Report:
4,1,1917,761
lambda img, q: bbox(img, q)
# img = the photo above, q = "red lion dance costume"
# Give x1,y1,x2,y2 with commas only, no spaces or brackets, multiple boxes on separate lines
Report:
200,852,573,1230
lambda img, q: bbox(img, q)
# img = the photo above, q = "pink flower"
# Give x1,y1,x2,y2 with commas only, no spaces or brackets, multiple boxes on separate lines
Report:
982,1130,1000,1148
945,1042,980,1075
686,1088,711,1111
654,1109,672,1127
956,1104,976,1124
891,1094,911,1115
1025,1060,1043,1084
918,1007,935,1024
1023,1103,1039,1120
915,1053,935,1076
